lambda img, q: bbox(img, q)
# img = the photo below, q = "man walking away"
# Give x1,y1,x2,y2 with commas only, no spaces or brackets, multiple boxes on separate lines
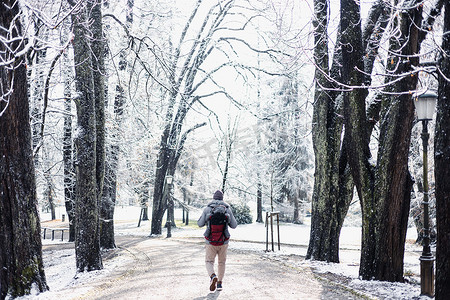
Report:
197,190,237,292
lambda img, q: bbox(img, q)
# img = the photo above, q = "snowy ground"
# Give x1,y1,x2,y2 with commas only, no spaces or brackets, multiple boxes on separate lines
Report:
20,206,434,300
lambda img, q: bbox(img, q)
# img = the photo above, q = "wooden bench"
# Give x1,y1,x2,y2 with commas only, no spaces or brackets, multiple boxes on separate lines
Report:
42,227,68,241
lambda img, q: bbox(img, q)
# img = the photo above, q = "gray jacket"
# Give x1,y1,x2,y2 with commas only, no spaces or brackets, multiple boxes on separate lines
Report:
197,200,237,244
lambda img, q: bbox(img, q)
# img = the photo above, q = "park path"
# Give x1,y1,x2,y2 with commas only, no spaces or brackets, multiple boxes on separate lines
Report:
54,236,365,300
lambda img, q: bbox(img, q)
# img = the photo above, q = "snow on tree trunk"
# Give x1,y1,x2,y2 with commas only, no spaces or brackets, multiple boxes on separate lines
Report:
371,1,423,282
43,160,56,220
101,143,118,249
434,2,450,297
307,0,352,263
71,0,103,272
100,0,134,247
256,181,263,223
91,0,106,203
89,0,117,250
30,19,48,167
341,0,426,281
151,124,172,235
0,1,48,297
62,31,76,242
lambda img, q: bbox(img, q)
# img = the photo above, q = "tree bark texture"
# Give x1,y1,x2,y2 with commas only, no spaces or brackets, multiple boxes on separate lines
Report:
71,2,103,272
372,1,422,282
30,31,47,166
307,0,353,263
138,179,150,221
256,119,263,223
100,0,133,248
63,46,76,242
340,0,423,281
151,122,173,235
434,2,450,298
0,1,48,297
100,145,117,249
151,119,206,234
91,0,110,249
91,0,106,201
43,168,56,220
340,0,377,278
256,180,263,223
307,0,336,262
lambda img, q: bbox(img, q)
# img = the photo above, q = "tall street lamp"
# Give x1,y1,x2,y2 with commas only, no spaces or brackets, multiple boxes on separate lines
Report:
414,91,437,297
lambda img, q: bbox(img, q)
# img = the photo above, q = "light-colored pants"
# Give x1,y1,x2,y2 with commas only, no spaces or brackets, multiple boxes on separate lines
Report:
205,243,228,281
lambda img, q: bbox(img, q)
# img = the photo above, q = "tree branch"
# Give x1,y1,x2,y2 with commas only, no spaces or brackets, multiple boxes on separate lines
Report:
33,49,64,158
419,0,445,44
172,122,207,169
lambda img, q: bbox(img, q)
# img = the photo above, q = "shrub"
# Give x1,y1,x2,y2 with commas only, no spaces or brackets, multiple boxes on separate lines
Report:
229,202,252,225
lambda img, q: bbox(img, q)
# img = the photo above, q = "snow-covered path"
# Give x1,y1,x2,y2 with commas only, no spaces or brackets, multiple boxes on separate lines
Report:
30,207,430,300
40,235,364,300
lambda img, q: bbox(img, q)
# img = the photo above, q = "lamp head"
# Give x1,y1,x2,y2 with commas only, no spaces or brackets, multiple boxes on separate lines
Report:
414,91,437,121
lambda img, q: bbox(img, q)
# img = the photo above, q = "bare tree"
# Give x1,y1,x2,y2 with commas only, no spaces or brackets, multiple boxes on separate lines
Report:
100,0,135,249
70,0,103,272
217,116,239,194
62,20,76,242
0,0,48,297
435,1,450,297
307,0,356,264
149,1,237,235
307,0,443,282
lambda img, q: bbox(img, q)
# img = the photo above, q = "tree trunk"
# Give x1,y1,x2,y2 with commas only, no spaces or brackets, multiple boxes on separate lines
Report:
151,106,206,235
292,192,302,224
221,152,230,194
100,0,133,247
255,116,263,223
435,2,450,297
100,144,117,249
44,170,56,220
182,181,192,226
0,2,48,297
71,1,103,272
410,129,426,244
340,0,379,280
30,20,47,165
410,168,437,245
372,2,422,282
91,0,112,250
307,0,331,261
91,0,106,207
341,0,423,281
182,187,187,224
307,0,351,263
186,173,194,226
151,132,171,235
255,60,263,223
139,179,150,221
256,180,263,223
62,40,76,242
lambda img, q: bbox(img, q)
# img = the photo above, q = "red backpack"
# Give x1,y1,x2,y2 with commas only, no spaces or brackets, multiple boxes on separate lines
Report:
206,204,229,246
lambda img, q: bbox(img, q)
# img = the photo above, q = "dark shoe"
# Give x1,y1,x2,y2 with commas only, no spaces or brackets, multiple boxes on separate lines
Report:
209,274,217,291
217,281,223,291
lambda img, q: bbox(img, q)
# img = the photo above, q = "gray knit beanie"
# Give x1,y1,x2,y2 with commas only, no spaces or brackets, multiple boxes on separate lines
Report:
213,190,223,200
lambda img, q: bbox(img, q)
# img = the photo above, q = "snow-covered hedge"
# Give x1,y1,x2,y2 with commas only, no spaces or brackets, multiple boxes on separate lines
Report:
229,203,252,225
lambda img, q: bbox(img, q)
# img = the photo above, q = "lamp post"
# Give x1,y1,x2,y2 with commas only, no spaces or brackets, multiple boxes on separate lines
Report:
414,91,437,297
165,175,174,238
